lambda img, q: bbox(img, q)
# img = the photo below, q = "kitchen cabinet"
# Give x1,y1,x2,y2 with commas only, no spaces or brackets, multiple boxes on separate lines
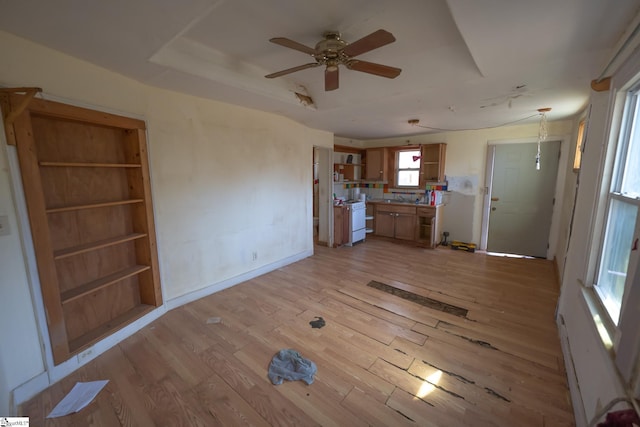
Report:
374,204,416,241
416,206,442,248
419,143,446,185
4,93,162,365
333,204,351,247
365,147,388,181
334,145,363,181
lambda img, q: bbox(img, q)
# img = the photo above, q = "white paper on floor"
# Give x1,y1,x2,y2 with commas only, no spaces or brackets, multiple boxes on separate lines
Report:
47,380,109,418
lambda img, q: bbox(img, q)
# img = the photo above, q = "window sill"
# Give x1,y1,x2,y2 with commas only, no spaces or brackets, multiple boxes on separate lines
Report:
580,282,616,354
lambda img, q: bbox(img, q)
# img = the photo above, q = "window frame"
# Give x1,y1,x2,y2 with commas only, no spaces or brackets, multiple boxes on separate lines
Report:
573,119,586,171
393,147,422,188
588,82,640,377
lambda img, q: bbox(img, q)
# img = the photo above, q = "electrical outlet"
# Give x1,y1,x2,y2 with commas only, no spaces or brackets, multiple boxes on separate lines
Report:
0,215,10,236
252,251,258,261
78,347,94,362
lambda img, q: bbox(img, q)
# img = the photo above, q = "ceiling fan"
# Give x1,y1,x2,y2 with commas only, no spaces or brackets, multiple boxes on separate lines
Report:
265,29,401,91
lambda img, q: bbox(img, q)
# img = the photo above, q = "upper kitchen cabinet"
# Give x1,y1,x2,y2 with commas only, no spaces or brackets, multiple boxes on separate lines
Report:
419,143,446,185
365,147,388,181
334,145,363,181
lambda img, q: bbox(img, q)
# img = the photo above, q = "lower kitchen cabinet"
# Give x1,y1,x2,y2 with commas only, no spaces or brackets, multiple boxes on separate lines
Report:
416,206,442,248
373,202,442,247
374,204,416,241
333,205,350,247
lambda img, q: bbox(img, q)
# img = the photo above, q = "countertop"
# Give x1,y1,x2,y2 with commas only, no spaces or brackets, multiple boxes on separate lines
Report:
367,198,441,207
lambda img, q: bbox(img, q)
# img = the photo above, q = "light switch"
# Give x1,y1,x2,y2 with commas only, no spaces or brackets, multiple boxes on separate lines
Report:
0,215,10,236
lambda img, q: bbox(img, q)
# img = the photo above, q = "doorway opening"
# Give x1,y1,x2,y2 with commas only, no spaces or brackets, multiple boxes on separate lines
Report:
481,141,561,258
313,146,332,247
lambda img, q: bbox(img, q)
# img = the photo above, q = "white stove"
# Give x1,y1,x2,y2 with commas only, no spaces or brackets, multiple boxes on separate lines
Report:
346,201,366,246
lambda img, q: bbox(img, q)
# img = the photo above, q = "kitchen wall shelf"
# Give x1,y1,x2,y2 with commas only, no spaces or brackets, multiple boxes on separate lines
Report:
3,93,162,365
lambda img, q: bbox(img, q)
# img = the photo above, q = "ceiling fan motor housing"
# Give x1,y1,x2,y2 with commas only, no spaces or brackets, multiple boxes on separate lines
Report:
265,29,400,91
314,32,348,63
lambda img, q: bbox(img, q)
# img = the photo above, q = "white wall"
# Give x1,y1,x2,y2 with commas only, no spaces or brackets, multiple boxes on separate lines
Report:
366,121,574,247
0,30,332,413
0,141,45,416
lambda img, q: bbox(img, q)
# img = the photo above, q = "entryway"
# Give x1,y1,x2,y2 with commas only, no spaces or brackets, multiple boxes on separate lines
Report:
482,141,560,258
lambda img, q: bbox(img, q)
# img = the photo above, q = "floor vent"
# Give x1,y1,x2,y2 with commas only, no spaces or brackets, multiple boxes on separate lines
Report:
367,280,468,317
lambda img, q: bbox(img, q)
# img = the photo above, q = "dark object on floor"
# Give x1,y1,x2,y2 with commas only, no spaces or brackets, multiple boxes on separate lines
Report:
367,280,468,317
268,349,317,385
441,231,450,246
597,409,640,427
309,316,326,329
451,240,476,252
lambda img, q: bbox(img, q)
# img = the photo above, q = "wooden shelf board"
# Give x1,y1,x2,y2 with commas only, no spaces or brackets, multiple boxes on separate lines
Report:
61,264,150,304
334,163,363,166
39,162,141,168
54,233,147,260
67,304,154,354
46,199,144,213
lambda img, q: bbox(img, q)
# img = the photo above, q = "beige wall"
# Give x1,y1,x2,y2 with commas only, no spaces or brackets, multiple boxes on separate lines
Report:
0,30,332,413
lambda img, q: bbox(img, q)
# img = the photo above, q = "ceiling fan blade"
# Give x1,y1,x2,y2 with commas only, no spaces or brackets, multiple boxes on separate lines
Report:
265,63,319,78
342,29,396,57
325,67,339,91
269,37,316,55
347,60,401,78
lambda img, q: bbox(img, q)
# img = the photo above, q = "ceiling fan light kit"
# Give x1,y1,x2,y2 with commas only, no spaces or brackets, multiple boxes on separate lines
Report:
265,29,401,91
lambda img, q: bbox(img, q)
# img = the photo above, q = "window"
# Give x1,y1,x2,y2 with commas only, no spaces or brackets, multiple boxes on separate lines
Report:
573,119,586,171
594,87,640,325
396,149,421,187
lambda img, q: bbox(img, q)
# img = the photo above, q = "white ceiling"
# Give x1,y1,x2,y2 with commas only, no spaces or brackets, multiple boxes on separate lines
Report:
0,0,638,139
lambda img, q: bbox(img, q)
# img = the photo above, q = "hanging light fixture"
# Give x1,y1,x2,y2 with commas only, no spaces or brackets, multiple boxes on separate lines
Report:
536,108,551,170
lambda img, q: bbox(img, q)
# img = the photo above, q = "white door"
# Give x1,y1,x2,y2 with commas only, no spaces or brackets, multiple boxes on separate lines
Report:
486,141,560,257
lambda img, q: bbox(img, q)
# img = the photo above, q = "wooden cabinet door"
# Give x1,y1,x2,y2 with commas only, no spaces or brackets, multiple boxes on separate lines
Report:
420,143,446,186
394,213,416,240
333,205,350,246
375,209,395,237
365,148,387,180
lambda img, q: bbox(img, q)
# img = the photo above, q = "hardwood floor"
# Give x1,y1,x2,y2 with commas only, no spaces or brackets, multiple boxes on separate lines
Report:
20,238,574,426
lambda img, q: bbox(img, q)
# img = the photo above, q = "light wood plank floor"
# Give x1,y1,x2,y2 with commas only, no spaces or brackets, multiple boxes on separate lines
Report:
21,239,574,426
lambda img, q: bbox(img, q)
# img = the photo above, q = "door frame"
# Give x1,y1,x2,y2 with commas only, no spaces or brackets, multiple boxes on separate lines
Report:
314,146,333,248
480,136,570,260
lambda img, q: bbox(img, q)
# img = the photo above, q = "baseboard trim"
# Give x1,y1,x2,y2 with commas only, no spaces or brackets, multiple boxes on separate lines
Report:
165,249,313,310
12,306,166,412
557,314,588,427
11,249,312,409
11,371,48,415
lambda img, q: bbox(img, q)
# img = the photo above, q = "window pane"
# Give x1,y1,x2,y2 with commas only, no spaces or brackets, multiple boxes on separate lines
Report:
596,199,638,324
398,151,420,168
621,114,640,197
398,171,419,186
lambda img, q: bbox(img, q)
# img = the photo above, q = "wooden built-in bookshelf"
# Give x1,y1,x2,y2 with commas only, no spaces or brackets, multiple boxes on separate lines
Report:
2,93,162,364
